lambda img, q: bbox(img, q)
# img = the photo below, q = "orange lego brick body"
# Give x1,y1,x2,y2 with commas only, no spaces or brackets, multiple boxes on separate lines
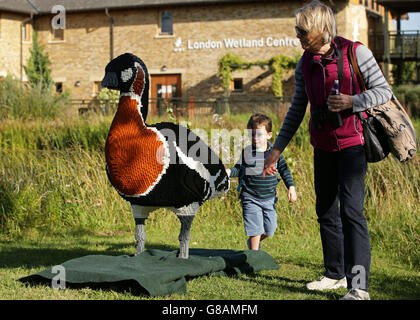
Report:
105,95,164,196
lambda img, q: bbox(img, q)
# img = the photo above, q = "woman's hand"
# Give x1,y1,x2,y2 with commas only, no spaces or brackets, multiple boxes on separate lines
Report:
262,148,281,178
327,93,353,113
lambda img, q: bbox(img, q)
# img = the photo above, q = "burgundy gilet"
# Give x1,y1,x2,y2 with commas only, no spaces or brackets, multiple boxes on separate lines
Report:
302,36,365,152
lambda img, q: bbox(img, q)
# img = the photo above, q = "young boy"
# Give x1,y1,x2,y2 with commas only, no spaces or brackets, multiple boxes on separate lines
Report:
227,113,297,250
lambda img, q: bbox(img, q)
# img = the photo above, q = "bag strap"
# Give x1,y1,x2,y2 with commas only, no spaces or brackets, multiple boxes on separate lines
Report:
348,42,368,122
335,37,344,90
348,42,367,92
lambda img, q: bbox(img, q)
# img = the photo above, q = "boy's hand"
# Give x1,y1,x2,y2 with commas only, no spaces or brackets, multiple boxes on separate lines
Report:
288,186,297,203
226,168,231,177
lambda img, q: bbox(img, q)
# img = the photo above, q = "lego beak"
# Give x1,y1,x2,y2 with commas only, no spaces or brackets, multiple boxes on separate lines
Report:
101,72,118,89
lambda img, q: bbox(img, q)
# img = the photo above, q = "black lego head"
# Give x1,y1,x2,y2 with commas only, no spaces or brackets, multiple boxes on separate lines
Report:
101,53,149,120
101,53,149,95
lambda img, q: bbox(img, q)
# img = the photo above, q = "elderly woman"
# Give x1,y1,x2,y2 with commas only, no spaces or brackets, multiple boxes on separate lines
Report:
264,0,392,300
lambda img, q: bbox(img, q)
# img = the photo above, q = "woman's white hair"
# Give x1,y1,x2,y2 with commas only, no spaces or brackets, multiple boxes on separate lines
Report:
295,0,337,44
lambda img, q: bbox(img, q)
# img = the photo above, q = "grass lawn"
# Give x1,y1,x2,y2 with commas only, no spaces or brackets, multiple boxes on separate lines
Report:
1,220,418,300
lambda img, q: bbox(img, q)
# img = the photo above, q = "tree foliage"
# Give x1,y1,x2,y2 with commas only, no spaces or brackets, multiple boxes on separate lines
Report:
391,62,418,85
24,31,53,91
217,52,300,96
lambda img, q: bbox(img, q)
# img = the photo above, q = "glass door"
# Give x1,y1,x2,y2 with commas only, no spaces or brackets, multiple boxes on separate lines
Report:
151,74,182,116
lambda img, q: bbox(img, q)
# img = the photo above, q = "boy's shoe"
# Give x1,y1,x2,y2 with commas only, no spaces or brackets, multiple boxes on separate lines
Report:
306,276,347,291
340,288,370,300
246,238,261,250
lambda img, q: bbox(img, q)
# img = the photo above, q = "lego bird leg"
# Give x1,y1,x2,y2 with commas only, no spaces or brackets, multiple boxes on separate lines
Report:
132,205,154,255
134,218,146,255
177,215,195,259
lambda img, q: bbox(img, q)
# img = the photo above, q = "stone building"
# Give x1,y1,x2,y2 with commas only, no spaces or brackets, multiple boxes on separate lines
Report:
0,0,391,113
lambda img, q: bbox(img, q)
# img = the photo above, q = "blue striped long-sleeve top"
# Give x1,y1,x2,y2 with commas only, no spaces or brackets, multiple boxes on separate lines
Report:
230,142,295,199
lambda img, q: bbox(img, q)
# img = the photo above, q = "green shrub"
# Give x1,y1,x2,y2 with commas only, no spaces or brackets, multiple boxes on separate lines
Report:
0,76,70,121
393,84,420,117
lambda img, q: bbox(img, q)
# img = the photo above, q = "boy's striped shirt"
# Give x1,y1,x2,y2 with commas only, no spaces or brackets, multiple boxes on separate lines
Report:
230,143,294,199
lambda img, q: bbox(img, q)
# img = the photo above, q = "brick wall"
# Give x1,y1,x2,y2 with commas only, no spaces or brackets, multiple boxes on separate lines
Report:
33,2,305,99
0,1,387,100
0,12,32,81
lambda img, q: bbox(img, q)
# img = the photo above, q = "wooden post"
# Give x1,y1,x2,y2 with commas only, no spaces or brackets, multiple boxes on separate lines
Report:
188,96,194,119
223,88,230,115
384,8,390,82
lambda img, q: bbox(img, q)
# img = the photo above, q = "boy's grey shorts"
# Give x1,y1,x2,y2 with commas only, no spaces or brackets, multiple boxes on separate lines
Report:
240,191,277,237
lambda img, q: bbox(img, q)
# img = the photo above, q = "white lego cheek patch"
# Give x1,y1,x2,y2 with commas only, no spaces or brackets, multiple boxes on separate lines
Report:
121,68,133,82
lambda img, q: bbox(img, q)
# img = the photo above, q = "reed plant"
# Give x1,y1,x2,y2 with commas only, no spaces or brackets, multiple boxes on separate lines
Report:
0,148,131,237
0,116,111,151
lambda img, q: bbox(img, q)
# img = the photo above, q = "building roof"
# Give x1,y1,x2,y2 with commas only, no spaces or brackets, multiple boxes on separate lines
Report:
0,0,278,15
376,0,420,13
0,0,38,14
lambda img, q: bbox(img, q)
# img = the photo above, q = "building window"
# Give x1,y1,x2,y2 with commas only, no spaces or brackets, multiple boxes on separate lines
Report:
51,28,64,41
22,22,31,41
93,81,102,96
160,10,173,35
55,82,63,94
232,78,243,92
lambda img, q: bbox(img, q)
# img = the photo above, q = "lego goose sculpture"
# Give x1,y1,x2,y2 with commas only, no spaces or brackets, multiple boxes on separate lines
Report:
101,53,229,259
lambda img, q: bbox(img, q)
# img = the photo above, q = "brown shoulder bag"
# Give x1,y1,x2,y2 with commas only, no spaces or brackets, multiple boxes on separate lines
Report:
349,42,417,162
